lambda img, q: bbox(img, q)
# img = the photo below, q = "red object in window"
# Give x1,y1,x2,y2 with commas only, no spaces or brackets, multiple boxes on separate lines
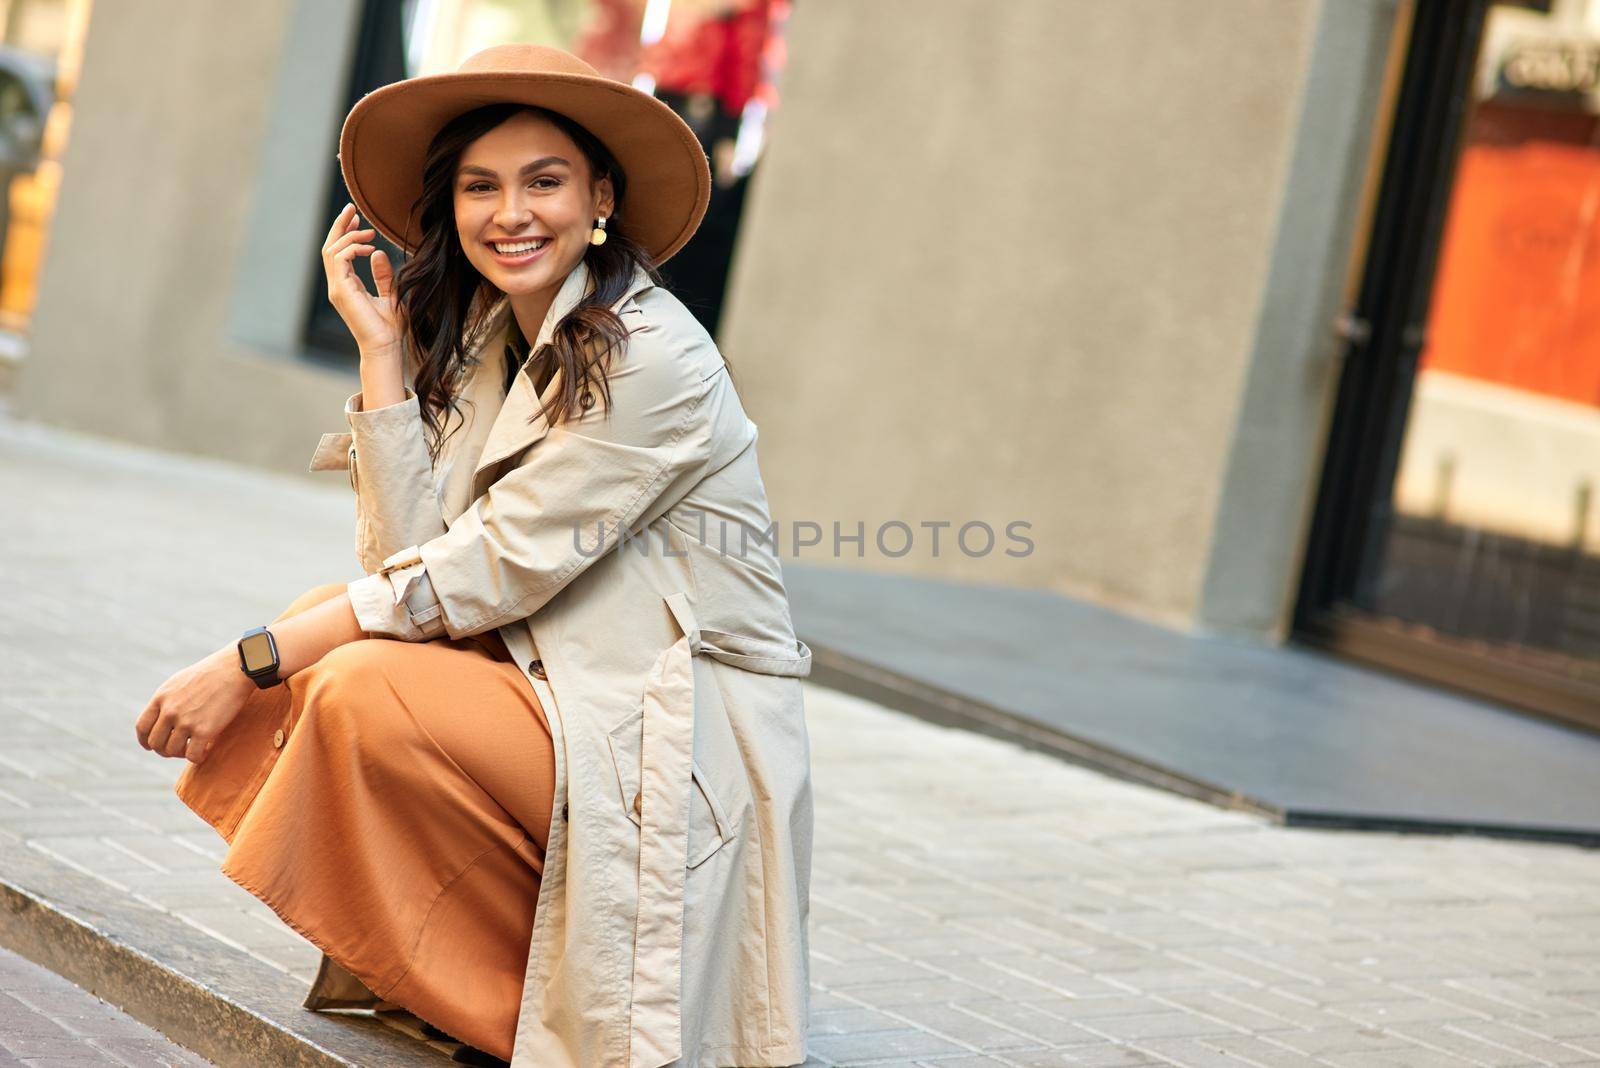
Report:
572,0,645,83
1422,101,1600,409
644,0,775,115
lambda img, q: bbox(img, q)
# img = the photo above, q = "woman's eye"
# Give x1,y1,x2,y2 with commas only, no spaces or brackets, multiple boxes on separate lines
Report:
462,177,559,193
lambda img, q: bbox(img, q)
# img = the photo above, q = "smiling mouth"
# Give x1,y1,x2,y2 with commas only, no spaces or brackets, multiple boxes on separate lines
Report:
488,237,552,264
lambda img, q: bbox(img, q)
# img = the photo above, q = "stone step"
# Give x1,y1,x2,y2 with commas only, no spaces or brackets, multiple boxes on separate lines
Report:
0,834,452,1067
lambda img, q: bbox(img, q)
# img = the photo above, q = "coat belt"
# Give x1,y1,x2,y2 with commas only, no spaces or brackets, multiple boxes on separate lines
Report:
625,592,810,1068
626,592,699,1068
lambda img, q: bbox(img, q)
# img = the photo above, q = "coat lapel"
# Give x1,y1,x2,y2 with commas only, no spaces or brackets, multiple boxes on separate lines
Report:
468,260,656,499
470,262,587,485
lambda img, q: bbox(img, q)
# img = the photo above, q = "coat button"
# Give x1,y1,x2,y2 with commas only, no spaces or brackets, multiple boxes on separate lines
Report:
272,728,285,749
632,790,642,815
562,801,569,821
527,659,546,680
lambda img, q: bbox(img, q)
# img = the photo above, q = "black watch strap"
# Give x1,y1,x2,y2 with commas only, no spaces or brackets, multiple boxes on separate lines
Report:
238,626,284,689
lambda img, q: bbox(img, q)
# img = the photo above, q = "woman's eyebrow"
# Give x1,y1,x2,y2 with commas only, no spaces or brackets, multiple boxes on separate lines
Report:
458,156,571,178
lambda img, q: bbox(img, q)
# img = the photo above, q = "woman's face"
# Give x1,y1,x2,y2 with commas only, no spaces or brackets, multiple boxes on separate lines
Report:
453,111,615,302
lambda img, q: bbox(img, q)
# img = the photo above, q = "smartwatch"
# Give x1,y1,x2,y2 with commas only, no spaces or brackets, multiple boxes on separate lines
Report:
237,626,284,689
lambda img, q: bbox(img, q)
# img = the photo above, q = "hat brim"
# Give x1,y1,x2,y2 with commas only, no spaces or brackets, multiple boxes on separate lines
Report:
339,70,711,265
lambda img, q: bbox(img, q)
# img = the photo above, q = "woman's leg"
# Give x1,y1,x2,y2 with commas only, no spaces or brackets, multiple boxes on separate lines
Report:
218,628,553,1063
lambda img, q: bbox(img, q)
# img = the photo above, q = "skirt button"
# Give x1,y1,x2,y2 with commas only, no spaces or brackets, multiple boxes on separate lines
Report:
527,659,547,680
272,728,285,749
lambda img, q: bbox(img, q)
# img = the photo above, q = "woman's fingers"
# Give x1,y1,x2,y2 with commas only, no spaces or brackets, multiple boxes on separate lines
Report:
370,249,392,298
333,244,377,276
327,240,376,304
328,227,376,258
148,714,176,757
136,687,186,760
321,202,356,253
322,207,397,351
329,231,378,274
321,207,375,276
164,729,196,760
134,695,159,749
149,712,206,761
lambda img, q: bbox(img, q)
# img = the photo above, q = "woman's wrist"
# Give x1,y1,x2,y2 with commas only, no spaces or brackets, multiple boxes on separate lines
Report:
216,642,261,695
358,338,402,363
358,370,407,411
358,344,405,408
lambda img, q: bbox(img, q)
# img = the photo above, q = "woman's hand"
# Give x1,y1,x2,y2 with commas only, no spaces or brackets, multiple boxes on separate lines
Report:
323,202,401,361
135,644,257,764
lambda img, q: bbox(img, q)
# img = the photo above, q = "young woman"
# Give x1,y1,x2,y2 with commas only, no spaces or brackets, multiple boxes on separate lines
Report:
136,44,814,1068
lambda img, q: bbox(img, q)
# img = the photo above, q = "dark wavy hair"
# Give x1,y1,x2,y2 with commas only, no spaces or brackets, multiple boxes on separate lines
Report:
391,102,665,463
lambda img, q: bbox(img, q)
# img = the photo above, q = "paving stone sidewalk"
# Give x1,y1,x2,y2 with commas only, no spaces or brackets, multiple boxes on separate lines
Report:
0,944,212,1066
2,408,1600,1067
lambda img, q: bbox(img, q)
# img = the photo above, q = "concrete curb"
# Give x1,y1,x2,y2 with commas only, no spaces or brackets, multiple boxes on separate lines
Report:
0,836,448,1067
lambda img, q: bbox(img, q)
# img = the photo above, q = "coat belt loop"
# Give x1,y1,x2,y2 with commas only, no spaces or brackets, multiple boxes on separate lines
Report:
378,544,425,574
663,590,700,653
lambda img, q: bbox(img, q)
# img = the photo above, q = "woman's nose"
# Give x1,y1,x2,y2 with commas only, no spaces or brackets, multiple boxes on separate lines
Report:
495,194,534,230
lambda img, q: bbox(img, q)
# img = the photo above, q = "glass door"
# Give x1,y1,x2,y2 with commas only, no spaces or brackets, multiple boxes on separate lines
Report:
1299,0,1600,734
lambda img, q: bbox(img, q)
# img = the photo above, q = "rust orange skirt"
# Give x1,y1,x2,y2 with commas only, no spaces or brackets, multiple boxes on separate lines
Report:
174,582,555,1062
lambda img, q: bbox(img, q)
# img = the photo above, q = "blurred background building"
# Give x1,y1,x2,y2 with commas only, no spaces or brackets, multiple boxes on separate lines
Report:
8,0,1600,739
0,0,88,366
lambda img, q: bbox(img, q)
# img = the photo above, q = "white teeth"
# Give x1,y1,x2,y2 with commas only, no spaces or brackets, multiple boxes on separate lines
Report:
493,239,547,254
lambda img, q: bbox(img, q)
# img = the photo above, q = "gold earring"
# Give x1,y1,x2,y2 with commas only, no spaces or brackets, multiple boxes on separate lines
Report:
589,215,608,246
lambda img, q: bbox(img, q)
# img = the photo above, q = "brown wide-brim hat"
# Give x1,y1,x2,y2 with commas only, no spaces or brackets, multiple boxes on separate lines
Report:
338,43,711,265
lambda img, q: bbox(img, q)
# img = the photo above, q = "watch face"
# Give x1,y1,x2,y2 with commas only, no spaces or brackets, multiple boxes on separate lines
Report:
239,631,277,674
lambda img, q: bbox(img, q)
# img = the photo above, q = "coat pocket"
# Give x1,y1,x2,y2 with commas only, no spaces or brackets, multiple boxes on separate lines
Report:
606,703,734,869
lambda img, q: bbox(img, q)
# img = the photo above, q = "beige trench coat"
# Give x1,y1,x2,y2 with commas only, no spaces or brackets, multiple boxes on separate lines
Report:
299,258,814,1067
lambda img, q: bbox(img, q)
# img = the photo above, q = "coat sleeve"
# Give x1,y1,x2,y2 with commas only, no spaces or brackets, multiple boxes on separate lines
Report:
341,387,449,576
346,321,719,642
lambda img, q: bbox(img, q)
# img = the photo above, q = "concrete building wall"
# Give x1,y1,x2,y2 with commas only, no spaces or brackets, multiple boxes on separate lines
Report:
718,0,1398,633
15,0,361,472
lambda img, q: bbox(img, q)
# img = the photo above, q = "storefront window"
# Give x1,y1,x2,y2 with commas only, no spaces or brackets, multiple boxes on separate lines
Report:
305,0,788,356
1361,0,1600,712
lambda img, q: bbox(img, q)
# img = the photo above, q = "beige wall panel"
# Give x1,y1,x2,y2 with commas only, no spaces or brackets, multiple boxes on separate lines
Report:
720,0,1323,627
